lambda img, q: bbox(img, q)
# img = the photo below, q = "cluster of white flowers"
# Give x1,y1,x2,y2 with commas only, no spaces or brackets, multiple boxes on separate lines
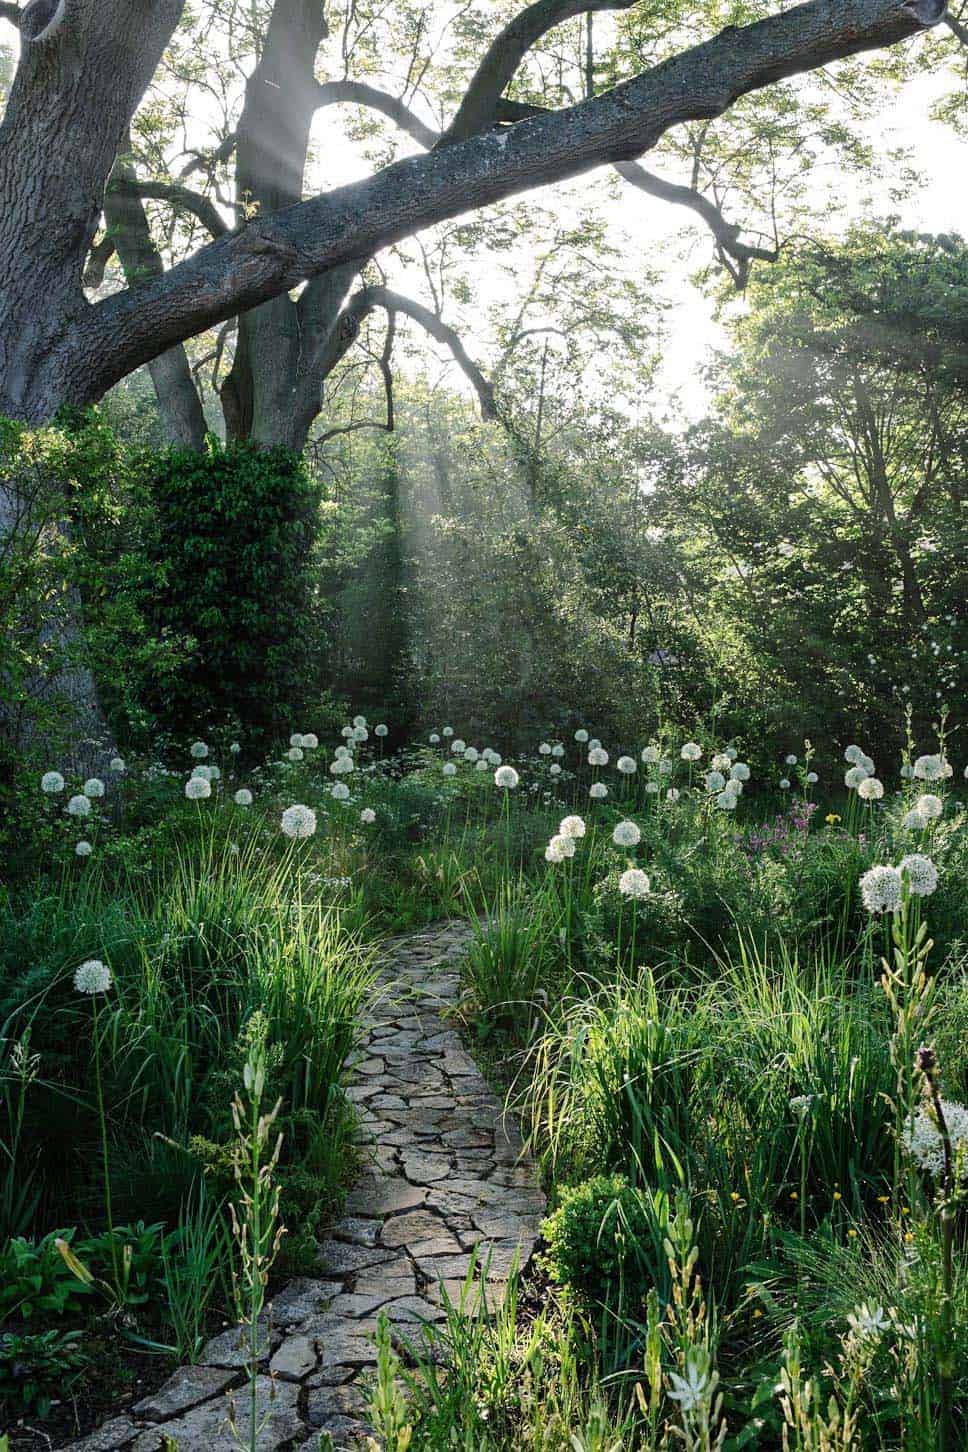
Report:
680,742,702,762
375,724,388,738
75,840,93,857
705,770,726,793
281,803,317,838
898,853,938,896
331,782,351,801
716,782,741,811
730,762,750,782
41,770,65,794
443,761,457,777
234,788,253,807
588,746,609,767
302,733,319,749
790,1094,815,1116
193,764,220,782
287,746,304,762
847,1304,890,1341
560,815,585,838
859,864,903,914
903,1098,968,1178
618,867,650,899
185,776,211,800
612,819,641,848
589,782,608,800
617,755,636,775
190,741,209,760
575,729,589,743
84,778,105,799
429,732,441,745
641,745,660,765
67,794,92,817
494,765,519,789
360,807,376,824
110,757,126,774
74,959,112,995
545,832,577,863
913,754,952,782
857,776,884,801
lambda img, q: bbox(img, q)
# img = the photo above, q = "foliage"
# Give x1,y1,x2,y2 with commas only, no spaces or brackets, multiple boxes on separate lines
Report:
541,1174,672,1315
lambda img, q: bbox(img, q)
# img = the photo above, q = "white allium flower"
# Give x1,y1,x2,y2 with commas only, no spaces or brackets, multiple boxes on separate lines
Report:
67,794,91,817
725,747,738,761
335,744,352,759
429,733,441,745
353,715,367,729
190,741,208,759
375,724,388,738
74,959,112,995
848,1304,890,1340
588,747,609,767
844,744,865,765
302,733,319,749
185,776,211,800
779,778,791,790
574,729,589,743
538,742,552,756
589,739,602,751
281,803,317,837
845,766,870,789
730,762,750,782
287,745,305,762
710,753,731,773
75,840,93,857
353,727,369,743
109,757,126,774
234,789,253,806
913,754,946,782
666,788,680,802
193,764,220,782
617,755,637,774
806,772,818,784
898,854,938,896
83,778,105,799
290,733,304,748
916,794,943,821
476,759,488,772
330,757,355,775
902,807,926,831
341,725,354,738
645,781,660,794
612,819,641,847
680,742,702,762
641,745,660,765
552,744,565,758
443,761,457,777
857,776,883,800
716,788,739,811
560,815,586,838
545,833,576,863
785,754,798,766
41,771,65,793
360,807,376,823
619,867,650,899
464,746,480,763
230,741,241,755
859,864,903,914
903,1099,968,1178
589,782,608,799
331,782,350,801
705,770,726,792
494,765,519,789
442,726,454,737
549,763,561,776
451,739,467,754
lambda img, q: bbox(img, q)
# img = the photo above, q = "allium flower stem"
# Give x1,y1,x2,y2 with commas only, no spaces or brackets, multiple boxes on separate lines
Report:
91,995,119,1292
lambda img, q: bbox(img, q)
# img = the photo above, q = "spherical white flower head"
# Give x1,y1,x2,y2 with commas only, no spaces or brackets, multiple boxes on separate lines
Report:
331,782,351,801
538,742,552,756
109,757,126,774
288,746,305,762
487,751,502,765
544,842,564,863
67,794,91,817
612,820,641,848
341,725,354,738
725,747,738,762
806,772,818,784
729,762,750,782
785,754,798,766
716,788,738,811
336,744,352,759
588,747,608,767
464,747,480,763
375,724,388,738
475,759,488,772
857,776,884,801
560,815,586,839
779,778,791,791
281,803,317,838
844,744,864,765
75,959,112,994
902,807,926,831
666,788,680,802
898,853,938,896
645,781,660,795
185,776,211,800
617,756,637,775
290,733,304,748
589,739,602,751
443,761,457,777
916,793,943,821
190,741,209,759
574,729,589,743
353,715,367,729
710,753,731,773
680,743,702,762
429,733,441,745
494,765,519,789
83,778,105,799
302,733,319,749
705,771,726,792
548,833,576,859
234,788,253,806
903,1098,968,1177
551,744,565,758
619,868,650,899
451,739,467,754
845,766,870,789
549,763,562,776
230,741,241,755
353,727,369,743
331,757,355,775
442,726,454,737
859,754,876,776
75,840,93,857
589,782,608,800
913,753,945,782
859,864,902,914
360,807,376,823
658,758,673,776
41,770,65,793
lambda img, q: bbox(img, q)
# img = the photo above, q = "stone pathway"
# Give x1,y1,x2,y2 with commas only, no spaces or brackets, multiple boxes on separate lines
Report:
67,920,544,1451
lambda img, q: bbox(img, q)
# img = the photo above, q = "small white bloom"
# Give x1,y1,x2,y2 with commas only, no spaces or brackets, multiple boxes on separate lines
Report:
551,744,565,758
429,733,441,745
900,762,914,780
845,765,870,789
67,794,92,817
476,759,488,772
375,724,388,737
234,788,253,806
353,727,369,743
617,755,637,775
451,738,467,754
589,782,608,800
848,1304,890,1340
588,747,609,767
903,1098,968,1177
612,819,641,848
75,840,93,857
806,771,818,784
74,959,112,995
574,729,589,743
281,803,317,837
716,788,739,811
666,787,680,802
902,807,926,831
109,757,126,774
785,754,798,766
302,733,319,749
641,745,660,765
494,765,519,789
230,741,241,755
560,815,586,838
710,753,731,773
549,763,561,776
779,778,791,790
619,867,650,899
331,782,351,801
730,762,750,782
360,807,376,824
913,753,946,782
442,726,454,737
190,741,208,759
645,781,660,794
353,715,367,729
916,793,944,821
288,746,304,762
539,742,552,756
705,771,726,792
464,746,480,763
83,778,105,799
859,864,902,914
41,771,65,794
898,854,938,896
341,725,354,738
443,761,457,777
290,733,304,748
185,776,211,800
790,1094,814,1115
857,776,884,801
680,742,702,762
844,744,865,765
546,833,576,862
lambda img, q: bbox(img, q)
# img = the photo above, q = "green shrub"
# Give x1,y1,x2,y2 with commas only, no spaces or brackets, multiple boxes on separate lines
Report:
0,1327,88,1417
541,1174,671,1313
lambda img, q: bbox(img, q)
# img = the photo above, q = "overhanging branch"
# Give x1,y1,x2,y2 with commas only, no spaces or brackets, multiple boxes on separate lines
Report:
315,80,439,149
110,177,229,238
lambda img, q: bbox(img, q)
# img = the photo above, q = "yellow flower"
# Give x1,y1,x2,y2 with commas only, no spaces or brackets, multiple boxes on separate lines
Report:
848,1228,858,1239
752,1309,763,1319
825,813,841,825
833,1191,842,1202
877,1194,889,1204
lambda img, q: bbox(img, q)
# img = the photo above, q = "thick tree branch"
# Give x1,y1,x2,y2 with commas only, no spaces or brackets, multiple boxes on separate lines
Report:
110,177,229,238
74,0,946,404
944,11,968,43
84,233,117,290
315,80,440,149
441,0,639,145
